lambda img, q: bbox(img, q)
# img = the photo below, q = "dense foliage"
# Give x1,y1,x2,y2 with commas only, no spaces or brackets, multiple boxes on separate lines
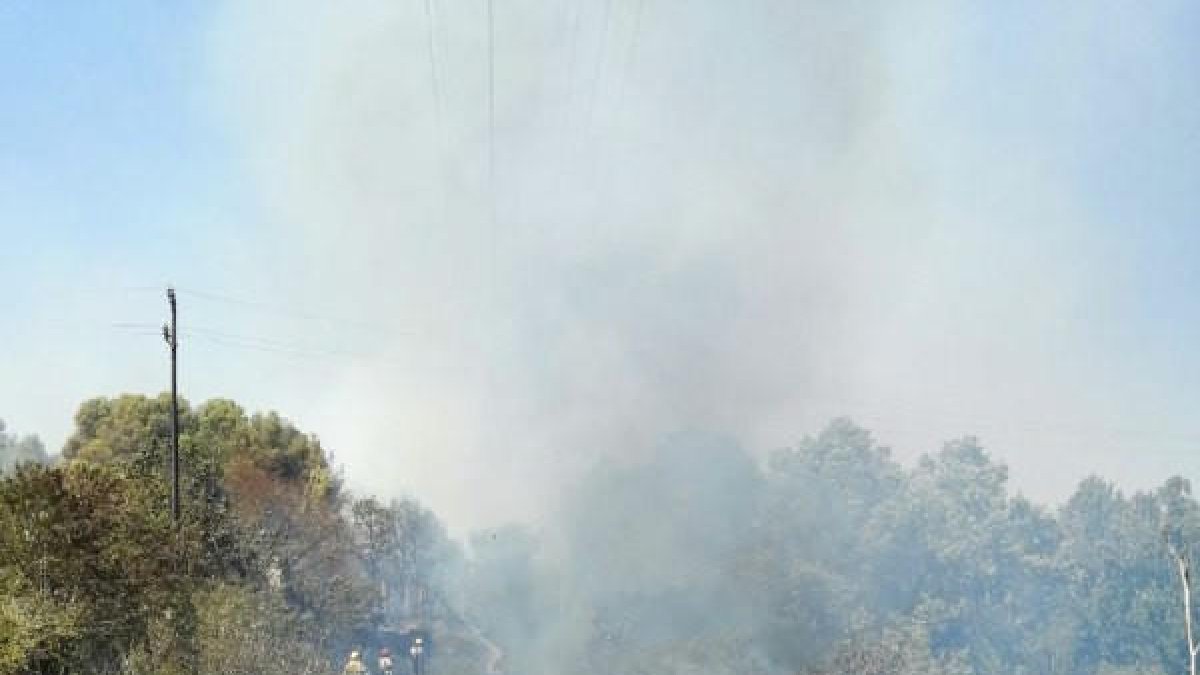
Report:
2,400,1199,675
0,419,47,474
463,420,1200,675
0,396,433,674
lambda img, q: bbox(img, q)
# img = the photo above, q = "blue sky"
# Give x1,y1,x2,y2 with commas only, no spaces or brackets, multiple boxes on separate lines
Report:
0,2,278,464
3,1,1200,526
0,1,280,309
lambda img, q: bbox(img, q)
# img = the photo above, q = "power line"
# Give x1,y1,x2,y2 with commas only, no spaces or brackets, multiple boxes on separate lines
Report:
112,315,399,364
175,286,320,319
584,0,616,149
424,0,448,229
486,0,496,234
180,327,407,367
615,0,647,133
562,2,585,118
108,315,405,366
183,331,326,358
424,0,444,134
555,0,586,198
625,0,647,84
114,285,165,294
174,287,410,336
560,0,618,220
183,326,375,359
184,326,327,351
110,322,166,338
77,285,164,296
590,0,648,229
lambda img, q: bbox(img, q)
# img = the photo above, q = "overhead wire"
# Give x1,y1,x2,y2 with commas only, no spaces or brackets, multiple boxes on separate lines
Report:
180,327,405,366
424,0,448,228
87,319,1200,453
100,286,417,369
424,0,445,138
484,0,500,428
173,286,410,337
182,330,340,360
487,0,497,236
109,322,166,339
112,285,165,294
591,0,647,227
552,0,587,204
583,0,616,152
96,321,412,384
110,320,379,362
77,285,163,295
175,287,325,321
183,326,337,352
619,0,647,109
182,336,346,380
416,0,452,358
584,0,617,192
547,1,619,242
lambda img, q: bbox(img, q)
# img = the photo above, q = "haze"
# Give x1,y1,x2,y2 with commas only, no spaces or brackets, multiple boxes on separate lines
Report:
2,0,1199,529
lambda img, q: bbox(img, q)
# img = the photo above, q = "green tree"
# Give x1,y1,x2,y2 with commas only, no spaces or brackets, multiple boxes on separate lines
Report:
4,394,382,672
811,614,972,675
1055,477,1179,673
0,419,48,474
0,462,188,673
757,419,903,669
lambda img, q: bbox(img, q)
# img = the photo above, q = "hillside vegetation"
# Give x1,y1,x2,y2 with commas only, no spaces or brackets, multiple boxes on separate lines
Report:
1,401,1198,675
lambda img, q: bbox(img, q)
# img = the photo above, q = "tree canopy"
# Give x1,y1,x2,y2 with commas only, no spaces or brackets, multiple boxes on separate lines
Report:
0,418,47,474
3,402,1199,675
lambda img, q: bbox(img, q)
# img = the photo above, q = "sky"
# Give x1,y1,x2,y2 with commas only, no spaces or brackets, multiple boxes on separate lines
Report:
2,0,1200,528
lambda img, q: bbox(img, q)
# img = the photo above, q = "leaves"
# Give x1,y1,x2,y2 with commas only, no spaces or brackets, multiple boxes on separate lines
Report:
6,402,1200,675
0,396,380,674
0,418,48,474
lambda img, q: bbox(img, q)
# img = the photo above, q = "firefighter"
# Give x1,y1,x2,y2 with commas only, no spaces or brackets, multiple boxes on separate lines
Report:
342,650,369,674
378,647,394,675
410,637,425,675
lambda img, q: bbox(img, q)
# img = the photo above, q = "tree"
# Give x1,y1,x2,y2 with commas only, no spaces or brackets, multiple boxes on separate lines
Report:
384,498,461,624
353,497,397,606
552,432,764,674
0,419,47,474
1,394,384,672
1161,477,1200,675
0,462,187,673
810,615,972,675
1054,478,1179,673
464,524,544,670
17,400,1200,675
757,419,903,669
1165,539,1197,675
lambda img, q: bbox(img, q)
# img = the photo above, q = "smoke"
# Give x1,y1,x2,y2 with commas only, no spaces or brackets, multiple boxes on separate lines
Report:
204,0,1196,527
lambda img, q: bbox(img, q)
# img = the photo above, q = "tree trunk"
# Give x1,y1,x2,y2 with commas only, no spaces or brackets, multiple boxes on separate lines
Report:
1170,544,1198,675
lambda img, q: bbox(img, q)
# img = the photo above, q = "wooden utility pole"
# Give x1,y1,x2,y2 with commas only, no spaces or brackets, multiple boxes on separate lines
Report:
163,287,180,525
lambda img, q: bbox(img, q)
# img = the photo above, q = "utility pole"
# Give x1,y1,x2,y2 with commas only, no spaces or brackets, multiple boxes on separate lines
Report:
163,287,180,525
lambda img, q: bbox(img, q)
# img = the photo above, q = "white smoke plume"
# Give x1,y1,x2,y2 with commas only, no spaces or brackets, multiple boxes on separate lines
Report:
204,0,1196,528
